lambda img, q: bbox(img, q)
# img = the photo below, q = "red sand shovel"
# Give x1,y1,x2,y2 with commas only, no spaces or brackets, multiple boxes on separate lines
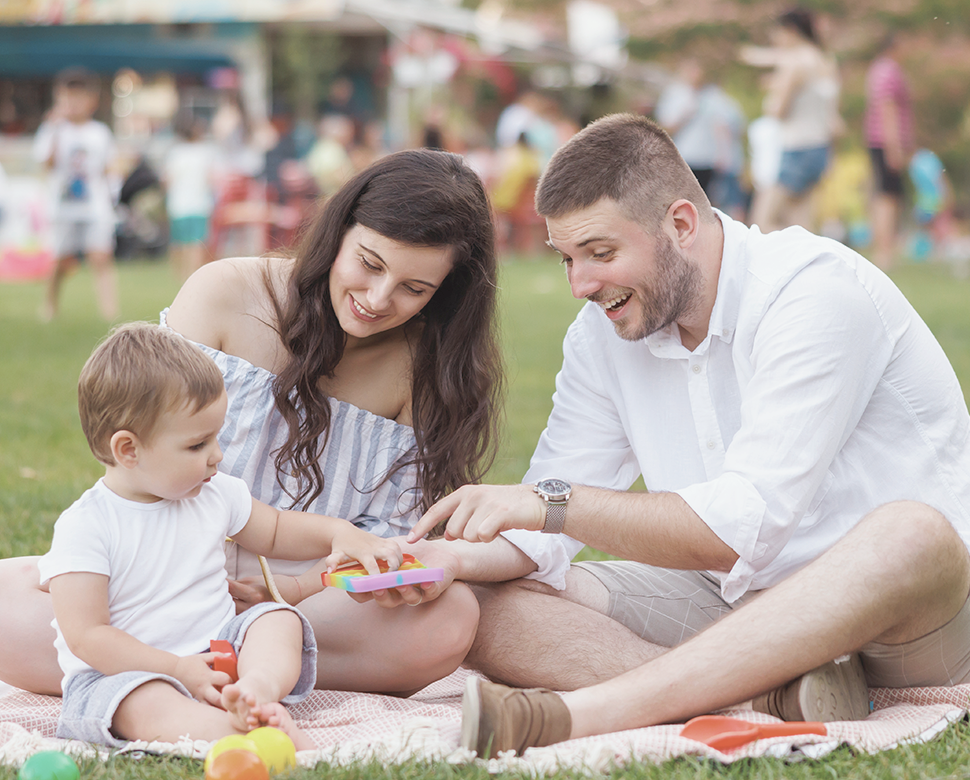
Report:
680,715,827,750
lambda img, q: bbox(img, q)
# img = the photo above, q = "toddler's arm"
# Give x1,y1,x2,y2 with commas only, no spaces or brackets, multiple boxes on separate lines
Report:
48,572,229,706
232,500,404,588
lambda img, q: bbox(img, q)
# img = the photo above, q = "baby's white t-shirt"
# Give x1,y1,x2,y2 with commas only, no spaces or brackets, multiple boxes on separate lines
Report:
39,473,253,683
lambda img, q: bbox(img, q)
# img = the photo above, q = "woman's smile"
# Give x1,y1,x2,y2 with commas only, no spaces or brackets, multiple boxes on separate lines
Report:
351,295,381,321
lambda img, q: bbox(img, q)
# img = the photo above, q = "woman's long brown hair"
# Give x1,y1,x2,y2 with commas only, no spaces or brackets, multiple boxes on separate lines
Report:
265,148,504,513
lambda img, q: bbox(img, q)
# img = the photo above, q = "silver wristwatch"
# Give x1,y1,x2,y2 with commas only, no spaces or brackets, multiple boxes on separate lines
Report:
534,478,571,534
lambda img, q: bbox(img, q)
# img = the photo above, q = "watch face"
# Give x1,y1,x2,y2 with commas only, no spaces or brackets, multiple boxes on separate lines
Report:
538,478,571,499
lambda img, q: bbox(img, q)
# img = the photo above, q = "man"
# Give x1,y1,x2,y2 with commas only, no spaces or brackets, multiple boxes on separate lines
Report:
864,34,913,270
407,113,970,756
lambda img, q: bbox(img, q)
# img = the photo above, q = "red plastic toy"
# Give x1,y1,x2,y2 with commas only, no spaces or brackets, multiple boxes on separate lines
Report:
322,553,444,593
210,639,238,682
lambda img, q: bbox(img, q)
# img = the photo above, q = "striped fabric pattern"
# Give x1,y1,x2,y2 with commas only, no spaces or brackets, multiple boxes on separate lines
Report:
160,310,421,576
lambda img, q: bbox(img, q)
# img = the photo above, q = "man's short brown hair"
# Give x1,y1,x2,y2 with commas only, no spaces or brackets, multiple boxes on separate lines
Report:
78,322,225,465
535,113,716,230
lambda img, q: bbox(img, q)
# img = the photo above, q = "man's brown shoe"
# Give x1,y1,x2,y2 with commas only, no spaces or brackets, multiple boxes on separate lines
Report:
460,676,572,757
753,654,870,722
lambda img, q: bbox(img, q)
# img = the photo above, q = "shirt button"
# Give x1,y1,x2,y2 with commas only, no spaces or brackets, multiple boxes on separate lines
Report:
707,440,716,449
692,364,702,374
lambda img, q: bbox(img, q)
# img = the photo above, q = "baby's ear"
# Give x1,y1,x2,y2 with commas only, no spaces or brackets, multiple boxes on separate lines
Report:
109,430,140,469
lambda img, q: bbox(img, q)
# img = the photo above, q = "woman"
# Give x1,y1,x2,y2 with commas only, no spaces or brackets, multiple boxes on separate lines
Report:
742,8,842,232
0,148,503,697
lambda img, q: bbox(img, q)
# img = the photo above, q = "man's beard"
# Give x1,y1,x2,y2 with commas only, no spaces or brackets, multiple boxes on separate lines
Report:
617,232,702,342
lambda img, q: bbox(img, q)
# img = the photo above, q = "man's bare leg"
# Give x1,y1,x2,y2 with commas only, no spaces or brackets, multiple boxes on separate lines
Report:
561,501,970,738
466,567,667,690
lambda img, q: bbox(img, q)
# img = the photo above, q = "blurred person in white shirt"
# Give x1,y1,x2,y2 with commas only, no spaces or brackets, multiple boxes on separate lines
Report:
33,67,118,321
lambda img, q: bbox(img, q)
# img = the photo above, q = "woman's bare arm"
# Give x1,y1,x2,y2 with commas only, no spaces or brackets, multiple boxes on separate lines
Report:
165,257,288,372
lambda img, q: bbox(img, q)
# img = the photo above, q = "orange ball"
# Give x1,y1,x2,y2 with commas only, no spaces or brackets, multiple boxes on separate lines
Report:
204,749,269,780
204,735,259,774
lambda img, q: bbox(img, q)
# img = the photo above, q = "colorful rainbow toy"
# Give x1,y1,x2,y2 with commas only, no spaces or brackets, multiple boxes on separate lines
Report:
322,553,444,593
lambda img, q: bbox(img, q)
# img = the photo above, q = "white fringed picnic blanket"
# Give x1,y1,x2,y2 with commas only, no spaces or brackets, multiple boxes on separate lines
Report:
1,669,968,774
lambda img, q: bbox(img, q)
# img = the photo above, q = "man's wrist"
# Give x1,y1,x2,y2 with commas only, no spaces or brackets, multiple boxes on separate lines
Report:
534,479,572,534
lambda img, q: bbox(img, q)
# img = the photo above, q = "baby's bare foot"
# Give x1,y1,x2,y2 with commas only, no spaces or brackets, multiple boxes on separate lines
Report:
221,683,261,732
252,702,315,751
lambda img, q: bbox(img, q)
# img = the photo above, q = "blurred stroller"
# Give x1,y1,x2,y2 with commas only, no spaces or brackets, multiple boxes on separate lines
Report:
115,156,169,260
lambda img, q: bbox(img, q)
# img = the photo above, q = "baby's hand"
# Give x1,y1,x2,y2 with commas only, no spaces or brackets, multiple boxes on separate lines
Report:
324,523,404,578
175,653,231,707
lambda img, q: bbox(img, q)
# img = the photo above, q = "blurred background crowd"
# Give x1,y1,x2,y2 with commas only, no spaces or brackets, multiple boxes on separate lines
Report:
1,0,969,316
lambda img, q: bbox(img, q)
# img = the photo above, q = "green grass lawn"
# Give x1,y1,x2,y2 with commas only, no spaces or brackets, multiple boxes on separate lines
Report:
2,256,970,778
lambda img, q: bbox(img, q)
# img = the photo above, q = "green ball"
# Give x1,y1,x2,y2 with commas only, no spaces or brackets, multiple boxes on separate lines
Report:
18,751,79,780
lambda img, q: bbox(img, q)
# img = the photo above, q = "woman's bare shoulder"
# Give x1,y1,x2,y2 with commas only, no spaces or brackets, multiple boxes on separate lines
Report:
166,257,292,354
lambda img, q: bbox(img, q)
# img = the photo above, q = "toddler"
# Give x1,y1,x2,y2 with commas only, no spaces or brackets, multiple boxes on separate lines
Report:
39,322,403,748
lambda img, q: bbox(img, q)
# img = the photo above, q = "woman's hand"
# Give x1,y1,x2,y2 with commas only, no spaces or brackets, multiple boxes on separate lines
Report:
228,576,275,612
345,536,461,608
229,573,310,609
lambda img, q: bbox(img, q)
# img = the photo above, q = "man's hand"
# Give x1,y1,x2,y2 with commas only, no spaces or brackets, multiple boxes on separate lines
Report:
407,484,546,544
175,653,232,707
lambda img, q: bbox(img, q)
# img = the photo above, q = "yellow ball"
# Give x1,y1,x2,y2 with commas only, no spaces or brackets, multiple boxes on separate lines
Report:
246,727,297,774
204,734,259,774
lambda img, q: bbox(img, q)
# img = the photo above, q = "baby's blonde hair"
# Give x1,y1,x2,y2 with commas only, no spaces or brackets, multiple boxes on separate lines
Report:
78,322,225,465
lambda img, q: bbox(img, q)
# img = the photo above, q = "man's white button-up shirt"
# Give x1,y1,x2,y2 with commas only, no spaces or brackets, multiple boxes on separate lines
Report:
505,212,970,601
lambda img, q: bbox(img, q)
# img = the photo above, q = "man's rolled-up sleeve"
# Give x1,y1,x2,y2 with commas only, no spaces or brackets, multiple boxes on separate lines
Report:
500,529,586,590
675,474,768,601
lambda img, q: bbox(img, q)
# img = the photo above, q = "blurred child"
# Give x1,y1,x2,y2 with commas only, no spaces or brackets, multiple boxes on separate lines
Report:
306,114,355,198
908,148,954,261
32,67,118,321
490,132,542,254
39,322,404,748
163,111,217,281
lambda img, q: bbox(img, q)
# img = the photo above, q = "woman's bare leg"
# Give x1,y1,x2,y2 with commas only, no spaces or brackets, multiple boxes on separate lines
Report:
0,557,479,698
785,189,817,232
749,183,787,233
0,557,62,695
298,581,480,696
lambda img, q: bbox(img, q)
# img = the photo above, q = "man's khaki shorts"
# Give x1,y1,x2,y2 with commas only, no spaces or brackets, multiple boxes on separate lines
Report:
574,559,970,688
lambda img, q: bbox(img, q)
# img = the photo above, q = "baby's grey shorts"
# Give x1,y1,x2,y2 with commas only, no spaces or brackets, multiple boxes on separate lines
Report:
58,601,317,747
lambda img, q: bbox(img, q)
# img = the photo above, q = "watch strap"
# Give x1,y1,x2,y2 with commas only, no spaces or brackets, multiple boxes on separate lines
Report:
541,499,567,534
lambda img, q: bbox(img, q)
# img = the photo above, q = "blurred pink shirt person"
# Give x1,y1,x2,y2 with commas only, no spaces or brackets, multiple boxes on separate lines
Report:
864,54,913,152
